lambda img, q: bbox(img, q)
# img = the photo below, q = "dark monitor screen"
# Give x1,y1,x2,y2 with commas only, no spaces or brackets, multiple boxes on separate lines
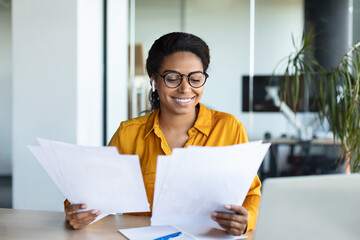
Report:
242,75,319,112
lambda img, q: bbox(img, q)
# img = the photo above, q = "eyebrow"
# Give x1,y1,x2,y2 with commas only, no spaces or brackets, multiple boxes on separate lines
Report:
162,70,204,74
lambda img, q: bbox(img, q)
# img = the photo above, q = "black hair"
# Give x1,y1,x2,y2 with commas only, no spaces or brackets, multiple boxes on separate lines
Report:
146,32,210,112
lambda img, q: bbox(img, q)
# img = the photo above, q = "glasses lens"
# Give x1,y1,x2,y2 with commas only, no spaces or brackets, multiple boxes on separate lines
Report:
188,73,206,87
164,73,182,88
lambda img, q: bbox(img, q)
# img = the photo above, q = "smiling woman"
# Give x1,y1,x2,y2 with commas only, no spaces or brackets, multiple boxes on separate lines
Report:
146,32,210,112
64,32,261,236
154,52,205,115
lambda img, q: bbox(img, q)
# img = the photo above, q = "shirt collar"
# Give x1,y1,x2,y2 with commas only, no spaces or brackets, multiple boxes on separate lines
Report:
144,103,212,139
144,109,160,139
192,103,212,137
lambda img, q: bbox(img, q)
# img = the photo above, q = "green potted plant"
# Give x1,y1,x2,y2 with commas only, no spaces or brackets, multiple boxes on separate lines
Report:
275,31,360,172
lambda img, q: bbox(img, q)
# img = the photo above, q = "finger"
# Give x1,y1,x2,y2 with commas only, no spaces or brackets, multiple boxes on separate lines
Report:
212,211,247,224
225,204,248,216
219,223,243,236
70,214,98,229
219,223,231,232
66,204,87,213
69,210,100,229
215,217,243,230
72,224,84,230
71,221,89,230
69,209,101,221
211,213,246,236
81,213,99,224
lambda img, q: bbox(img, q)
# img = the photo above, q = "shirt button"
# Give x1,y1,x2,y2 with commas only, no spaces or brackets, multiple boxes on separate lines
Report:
192,129,196,133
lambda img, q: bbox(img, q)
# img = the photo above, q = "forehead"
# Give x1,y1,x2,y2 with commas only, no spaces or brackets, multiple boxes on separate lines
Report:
159,51,203,72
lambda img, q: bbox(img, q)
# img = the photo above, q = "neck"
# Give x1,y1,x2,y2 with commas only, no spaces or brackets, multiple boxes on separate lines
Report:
158,106,199,133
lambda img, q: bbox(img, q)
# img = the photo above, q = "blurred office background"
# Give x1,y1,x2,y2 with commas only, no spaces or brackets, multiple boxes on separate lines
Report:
0,0,359,211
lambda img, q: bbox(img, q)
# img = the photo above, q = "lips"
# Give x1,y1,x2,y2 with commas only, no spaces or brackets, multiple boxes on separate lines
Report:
172,96,196,103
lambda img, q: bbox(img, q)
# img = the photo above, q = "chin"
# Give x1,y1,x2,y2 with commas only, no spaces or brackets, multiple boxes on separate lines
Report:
161,103,196,116
173,104,199,115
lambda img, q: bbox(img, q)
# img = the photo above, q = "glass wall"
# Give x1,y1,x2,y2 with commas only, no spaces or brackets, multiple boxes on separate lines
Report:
125,0,356,178
130,0,252,120
128,0,304,140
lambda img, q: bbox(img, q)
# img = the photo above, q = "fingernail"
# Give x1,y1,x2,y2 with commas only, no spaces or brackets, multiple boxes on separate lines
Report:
211,212,217,217
81,204,87,209
91,209,98,214
225,204,231,210
96,211,101,215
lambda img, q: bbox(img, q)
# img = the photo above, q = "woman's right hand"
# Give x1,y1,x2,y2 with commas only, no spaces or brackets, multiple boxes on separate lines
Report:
65,203,101,229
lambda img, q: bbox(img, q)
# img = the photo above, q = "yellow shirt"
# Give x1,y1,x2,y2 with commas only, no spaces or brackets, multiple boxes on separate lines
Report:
108,103,261,232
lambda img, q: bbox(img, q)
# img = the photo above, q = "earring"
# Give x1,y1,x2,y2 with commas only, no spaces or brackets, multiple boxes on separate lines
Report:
152,80,156,92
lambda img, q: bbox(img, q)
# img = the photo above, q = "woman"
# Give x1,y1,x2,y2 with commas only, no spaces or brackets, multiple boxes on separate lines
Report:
65,32,261,236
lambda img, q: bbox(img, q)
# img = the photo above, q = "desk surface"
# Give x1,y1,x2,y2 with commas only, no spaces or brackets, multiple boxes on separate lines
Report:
0,208,254,240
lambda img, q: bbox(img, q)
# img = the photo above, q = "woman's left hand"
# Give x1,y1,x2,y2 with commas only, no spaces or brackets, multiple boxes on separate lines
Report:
211,204,248,236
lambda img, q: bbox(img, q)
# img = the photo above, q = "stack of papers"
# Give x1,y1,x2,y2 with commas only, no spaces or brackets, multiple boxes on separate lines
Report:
28,138,150,221
151,141,270,228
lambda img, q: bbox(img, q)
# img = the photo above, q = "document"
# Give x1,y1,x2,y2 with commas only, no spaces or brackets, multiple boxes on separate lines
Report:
119,225,248,240
28,138,150,218
29,138,269,236
119,225,195,240
151,141,270,228
178,225,248,239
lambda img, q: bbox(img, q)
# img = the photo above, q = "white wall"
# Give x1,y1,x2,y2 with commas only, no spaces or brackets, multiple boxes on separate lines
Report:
185,0,251,117
135,0,182,50
135,0,304,140
77,0,103,146
0,3,12,175
12,0,103,211
254,0,304,74
106,0,129,143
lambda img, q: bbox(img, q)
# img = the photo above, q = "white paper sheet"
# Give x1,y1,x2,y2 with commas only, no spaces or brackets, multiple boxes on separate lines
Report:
28,146,68,196
29,138,269,231
37,137,120,154
178,225,248,240
119,225,190,240
152,148,190,214
119,225,247,240
28,138,150,217
153,155,172,213
151,141,270,228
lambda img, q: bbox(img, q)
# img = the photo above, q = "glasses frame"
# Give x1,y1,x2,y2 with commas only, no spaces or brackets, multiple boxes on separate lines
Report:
155,70,209,89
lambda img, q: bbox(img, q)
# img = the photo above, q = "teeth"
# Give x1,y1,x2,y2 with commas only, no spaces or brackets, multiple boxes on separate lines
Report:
174,98,192,103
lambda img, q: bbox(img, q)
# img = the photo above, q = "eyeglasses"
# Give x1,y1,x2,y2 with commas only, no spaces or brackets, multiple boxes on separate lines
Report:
155,71,208,89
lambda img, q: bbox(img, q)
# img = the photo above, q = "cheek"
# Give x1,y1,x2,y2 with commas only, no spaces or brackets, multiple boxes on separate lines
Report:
196,88,205,98
155,82,166,97
157,86,173,100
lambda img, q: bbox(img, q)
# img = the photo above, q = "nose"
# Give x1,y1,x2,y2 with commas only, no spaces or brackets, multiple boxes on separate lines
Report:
178,76,192,93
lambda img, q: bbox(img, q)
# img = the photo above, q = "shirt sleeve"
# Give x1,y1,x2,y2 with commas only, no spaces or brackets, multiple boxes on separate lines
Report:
243,175,261,232
108,122,123,150
237,122,262,233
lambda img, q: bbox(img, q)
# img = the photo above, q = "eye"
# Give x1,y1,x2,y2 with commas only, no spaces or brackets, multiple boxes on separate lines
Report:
165,73,181,82
190,79,201,82
167,79,179,82
189,73,205,82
